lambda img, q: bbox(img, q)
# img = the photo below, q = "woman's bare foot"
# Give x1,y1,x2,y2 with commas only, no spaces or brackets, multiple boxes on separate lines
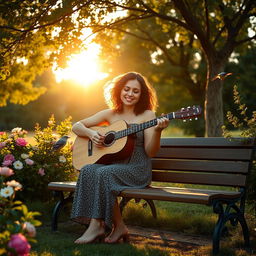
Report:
75,219,105,244
105,223,129,243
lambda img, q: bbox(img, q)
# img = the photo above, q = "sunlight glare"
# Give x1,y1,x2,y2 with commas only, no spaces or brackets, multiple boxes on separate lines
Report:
54,43,108,87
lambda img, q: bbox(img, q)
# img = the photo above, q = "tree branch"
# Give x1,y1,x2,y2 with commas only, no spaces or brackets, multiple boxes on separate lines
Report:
235,34,256,45
135,26,177,66
0,0,93,33
77,13,154,41
204,0,210,40
136,0,191,31
172,0,213,55
234,0,255,33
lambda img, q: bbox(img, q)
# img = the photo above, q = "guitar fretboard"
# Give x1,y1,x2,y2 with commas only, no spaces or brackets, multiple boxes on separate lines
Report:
115,113,174,139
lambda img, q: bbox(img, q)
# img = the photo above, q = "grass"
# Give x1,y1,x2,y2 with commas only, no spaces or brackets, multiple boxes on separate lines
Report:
25,198,256,256
122,200,215,236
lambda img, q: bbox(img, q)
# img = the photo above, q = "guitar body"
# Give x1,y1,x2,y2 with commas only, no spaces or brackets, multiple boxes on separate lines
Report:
72,105,202,170
72,120,135,170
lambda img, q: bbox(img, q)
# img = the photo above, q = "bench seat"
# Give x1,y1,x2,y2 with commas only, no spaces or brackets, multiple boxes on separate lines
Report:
48,181,242,205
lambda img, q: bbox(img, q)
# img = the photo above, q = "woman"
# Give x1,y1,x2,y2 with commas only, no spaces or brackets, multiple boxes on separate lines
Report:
71,71,169,244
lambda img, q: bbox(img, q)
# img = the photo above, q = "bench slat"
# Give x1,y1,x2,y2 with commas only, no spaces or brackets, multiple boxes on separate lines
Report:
152,171,246,187
160,137,255,147
156,148,252,161
120,186,241,204
151,159,249,174
48,181,76,192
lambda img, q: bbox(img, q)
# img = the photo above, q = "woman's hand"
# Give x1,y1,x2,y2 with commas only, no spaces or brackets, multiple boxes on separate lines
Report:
89,130,105,147
155,114,169,132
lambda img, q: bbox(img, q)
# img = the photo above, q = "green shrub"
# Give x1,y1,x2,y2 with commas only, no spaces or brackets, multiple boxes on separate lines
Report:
0,115,76,201
222,85,256,215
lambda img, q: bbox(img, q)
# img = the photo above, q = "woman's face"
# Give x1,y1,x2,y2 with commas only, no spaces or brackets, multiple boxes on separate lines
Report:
120,79,141,107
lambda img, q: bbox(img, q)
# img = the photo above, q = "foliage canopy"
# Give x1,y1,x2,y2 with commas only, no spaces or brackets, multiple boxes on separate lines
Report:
0,0,255,135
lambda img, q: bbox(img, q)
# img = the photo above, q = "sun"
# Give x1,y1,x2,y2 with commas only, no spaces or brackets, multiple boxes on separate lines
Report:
53,43,108,87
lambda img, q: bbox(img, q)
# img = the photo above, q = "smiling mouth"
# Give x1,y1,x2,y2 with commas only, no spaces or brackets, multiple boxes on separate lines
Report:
125,97,133,102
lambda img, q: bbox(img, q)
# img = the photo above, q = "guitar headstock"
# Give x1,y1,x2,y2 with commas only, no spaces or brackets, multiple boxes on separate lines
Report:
175,105,202,121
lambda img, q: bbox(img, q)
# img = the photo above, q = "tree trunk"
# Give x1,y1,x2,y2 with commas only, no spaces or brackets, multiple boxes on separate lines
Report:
204,60,225,137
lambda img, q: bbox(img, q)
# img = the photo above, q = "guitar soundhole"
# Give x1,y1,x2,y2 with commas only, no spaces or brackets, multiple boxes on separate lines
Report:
103,131,116,147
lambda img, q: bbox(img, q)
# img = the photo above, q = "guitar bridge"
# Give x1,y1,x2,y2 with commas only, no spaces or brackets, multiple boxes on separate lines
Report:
88,140,92,156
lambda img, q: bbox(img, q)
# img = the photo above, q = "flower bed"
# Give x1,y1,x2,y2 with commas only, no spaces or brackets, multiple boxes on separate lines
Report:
0,115,76,201
0,166,41,255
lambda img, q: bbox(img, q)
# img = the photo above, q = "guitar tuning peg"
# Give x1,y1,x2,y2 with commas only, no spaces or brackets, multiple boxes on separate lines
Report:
195,117,198,120
183,120,186,122
189,119,192,121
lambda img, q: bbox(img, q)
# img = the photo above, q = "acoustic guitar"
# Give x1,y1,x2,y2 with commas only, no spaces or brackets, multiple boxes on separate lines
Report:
72,105,202,170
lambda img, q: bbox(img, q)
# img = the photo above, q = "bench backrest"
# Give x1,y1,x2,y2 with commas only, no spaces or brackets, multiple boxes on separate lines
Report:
152,137,255,188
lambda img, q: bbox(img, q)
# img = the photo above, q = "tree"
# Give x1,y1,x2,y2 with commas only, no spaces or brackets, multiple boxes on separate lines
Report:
88,0,256,136
1,1,255,136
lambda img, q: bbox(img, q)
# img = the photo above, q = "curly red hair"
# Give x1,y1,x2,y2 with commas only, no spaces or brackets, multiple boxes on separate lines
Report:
104,72,158,115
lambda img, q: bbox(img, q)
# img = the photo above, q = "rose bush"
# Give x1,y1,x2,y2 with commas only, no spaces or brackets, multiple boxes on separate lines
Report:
0,115,76,201
0,167,41,256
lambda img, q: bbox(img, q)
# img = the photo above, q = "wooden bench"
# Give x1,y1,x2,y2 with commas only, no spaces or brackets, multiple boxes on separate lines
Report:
48,137,255,254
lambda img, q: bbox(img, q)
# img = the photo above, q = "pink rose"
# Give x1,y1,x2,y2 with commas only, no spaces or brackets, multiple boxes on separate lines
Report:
38,168,45,176
0,131,5,135
4,154,15,162
25,158,34,165
0,141,6,149
2,154,15,166
2,159,13,166
16,138,28,147
8,233,31,256
0,167,14,176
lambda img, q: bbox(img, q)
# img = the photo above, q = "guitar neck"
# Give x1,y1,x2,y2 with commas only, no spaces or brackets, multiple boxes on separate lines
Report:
115,113,174,139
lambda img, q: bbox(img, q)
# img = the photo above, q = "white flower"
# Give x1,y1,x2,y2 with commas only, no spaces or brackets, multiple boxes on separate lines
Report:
0,186,14,198
59,155,66,163
23,222,36,237
21,153,29,159
6,180,22,191
11,127,22,133
13,160,24,170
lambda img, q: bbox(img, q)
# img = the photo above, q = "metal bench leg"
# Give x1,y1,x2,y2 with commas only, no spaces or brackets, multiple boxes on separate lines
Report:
51,191,73,231
144,199,157,219
212,201,225,255
212,200,250,255
231,204,250,248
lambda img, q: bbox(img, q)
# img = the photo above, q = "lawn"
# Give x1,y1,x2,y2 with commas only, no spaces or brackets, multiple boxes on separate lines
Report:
26,197,256,256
